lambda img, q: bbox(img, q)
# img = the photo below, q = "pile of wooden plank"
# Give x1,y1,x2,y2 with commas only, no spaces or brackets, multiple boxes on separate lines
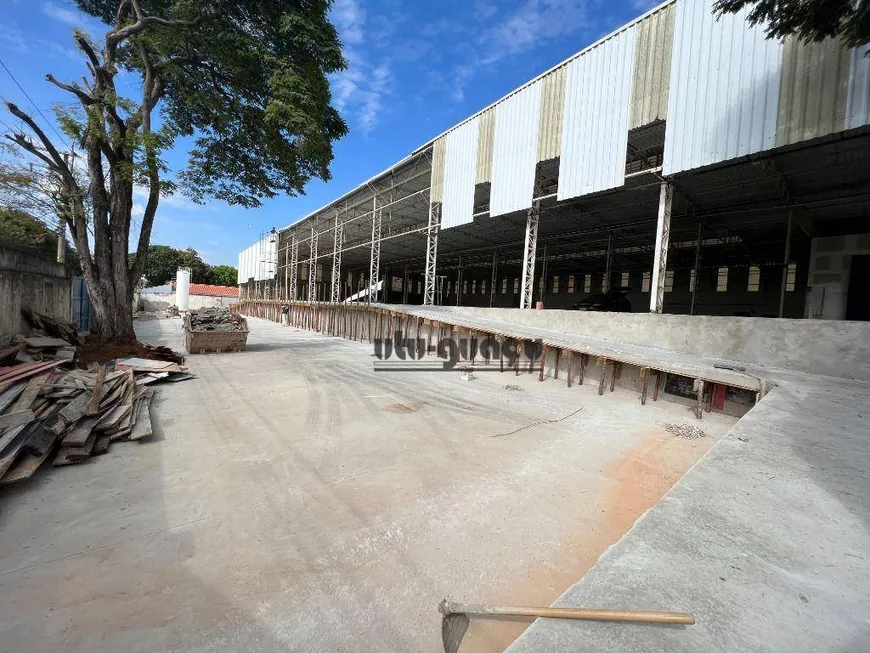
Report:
0,355,187,484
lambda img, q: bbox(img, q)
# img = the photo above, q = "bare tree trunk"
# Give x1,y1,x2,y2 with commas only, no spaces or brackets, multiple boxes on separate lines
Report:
85,271,136,342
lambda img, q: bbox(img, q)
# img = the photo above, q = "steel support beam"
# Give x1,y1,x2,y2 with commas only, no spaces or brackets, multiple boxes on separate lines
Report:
423,200,440,306
778,211,793,318
690,222,703,315
489,250,497,308
456,256,463,307
520,202,540,309
602,233,613,294
308,226,318,302
368,197,381,305
330,210,343,303
288,236,299,301
402,265,409,304
650,180,674,313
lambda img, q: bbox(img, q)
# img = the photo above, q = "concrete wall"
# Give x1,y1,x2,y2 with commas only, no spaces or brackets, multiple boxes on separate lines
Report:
805,233,870,319
436,306,870,381
138,291,236,312
0,245,72,336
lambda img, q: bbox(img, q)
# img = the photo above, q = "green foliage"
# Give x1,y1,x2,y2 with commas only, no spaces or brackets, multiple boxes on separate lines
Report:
138,245,237,287
714,0,869,48
0,208,80,272
73,0,348,208
208,264,238,286
139,244,210,286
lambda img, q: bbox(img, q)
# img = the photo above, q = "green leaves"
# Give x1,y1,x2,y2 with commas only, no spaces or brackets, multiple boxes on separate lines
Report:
74,0,349,208
714,0,869,48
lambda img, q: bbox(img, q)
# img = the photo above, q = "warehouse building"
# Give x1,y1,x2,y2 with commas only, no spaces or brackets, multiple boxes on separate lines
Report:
239,0,870,321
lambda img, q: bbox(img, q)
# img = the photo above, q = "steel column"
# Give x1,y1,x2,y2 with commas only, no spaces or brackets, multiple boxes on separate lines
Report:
423,200,441,306
689,222,702,315
520,202,540,309
368,197,381,305
330,210,343,303
456,256,463,307
650,180,673,313
308,226,318,302
402,265,409,304
778,211,793,318
489,250,497,308
602,233,613,293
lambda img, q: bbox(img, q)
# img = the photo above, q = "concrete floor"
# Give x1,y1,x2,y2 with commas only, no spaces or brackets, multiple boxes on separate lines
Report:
0,317,736,652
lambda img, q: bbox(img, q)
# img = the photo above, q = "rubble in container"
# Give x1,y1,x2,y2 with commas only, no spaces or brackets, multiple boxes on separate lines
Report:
188,307,247,331
0,308,192,485
184,308,249,354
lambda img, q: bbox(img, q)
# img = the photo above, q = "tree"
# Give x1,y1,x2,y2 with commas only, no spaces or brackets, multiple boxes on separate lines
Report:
138,244,210,286
714,0,869,48
3,0,347,342
207,264,238,287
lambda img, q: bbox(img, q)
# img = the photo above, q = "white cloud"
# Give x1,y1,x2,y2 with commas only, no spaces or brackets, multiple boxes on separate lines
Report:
133,186,205,212
0,25,28,53
329,0,393,133
332,0,365,45
447,0,595,101
42,2,84,26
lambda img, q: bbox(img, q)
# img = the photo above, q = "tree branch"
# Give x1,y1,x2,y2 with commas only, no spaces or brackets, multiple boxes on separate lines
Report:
108,15,198,45
4,102,75,184
45,74,98,106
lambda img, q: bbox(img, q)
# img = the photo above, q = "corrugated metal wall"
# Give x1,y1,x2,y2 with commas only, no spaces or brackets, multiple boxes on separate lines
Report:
237,238,277,282
629,2,675,130
558,26,637,201
776,36,850,147
430,137,446,202
537,66,566,161
441,117,480,229
476,109,495,184
847,44,870,130
663,0,783,175
490,81,543,216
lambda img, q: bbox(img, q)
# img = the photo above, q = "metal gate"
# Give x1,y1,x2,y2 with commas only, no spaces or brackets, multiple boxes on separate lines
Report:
72,277,92,332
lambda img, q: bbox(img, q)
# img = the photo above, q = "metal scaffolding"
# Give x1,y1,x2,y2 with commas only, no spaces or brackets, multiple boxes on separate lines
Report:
330,210,343,303
423,200,441,306
519,202,540,309
308,226,318,302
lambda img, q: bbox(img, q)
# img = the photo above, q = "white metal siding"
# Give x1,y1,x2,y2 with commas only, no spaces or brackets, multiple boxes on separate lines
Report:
441,117,480,230
846,44,870,130
558,26,637,202
490,81,543,216
663,0,783,175
237,238,277,282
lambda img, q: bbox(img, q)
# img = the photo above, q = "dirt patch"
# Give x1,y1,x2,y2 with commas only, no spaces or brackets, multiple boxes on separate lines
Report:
461,430,714,653
75,338,184,368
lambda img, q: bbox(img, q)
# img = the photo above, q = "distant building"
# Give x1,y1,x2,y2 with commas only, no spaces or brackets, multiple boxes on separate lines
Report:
137,282,239,312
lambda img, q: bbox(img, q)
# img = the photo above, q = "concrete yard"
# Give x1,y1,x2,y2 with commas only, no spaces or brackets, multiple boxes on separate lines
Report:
0,316,738,652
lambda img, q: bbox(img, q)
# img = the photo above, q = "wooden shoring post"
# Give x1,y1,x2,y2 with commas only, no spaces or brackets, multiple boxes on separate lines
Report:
653,371,662,401
641,367,650,405
566,352,573,387
610,362,620,392
598,358,608,395
553,349,561,380
498,336,504,373
426,319,433,354
695,379,705,420
579,353,587,385
538,345,548,382
528,341,538,374
515,340,522,376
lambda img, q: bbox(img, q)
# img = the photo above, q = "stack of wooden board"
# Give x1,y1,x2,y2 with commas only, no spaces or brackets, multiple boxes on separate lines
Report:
0,363,157,484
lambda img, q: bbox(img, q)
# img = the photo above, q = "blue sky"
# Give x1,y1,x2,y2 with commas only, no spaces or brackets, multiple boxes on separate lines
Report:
0,0,655,266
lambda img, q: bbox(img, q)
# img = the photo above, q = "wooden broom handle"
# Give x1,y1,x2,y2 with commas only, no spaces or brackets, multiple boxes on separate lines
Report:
439,600,695,625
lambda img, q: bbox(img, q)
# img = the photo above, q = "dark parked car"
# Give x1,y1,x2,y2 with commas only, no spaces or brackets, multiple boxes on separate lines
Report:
572,289,631,312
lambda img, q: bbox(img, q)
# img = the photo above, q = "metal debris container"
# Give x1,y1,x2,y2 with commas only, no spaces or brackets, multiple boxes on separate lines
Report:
183,308,249,354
